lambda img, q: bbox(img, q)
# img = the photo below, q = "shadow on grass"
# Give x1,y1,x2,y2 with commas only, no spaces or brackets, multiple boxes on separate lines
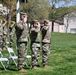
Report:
6,64,18,71
0,68,6,71
7,64,32,71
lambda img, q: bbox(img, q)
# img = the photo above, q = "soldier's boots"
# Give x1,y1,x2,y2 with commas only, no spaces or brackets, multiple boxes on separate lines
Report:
32,66,40,69
2,47,6,50
43,65,49,68
19,68,27,72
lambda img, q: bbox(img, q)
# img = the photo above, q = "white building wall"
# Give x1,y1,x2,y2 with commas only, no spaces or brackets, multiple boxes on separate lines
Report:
54,22,59,32
64,13,76,34
59,25,65,33
53,22,65,33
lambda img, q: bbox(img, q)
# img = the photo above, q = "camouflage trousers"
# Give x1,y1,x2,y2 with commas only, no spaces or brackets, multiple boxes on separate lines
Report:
30,42,40,67
42,42,50,66
2,34,7,48
0,35,3,48
9,34,14,47
17,42,27,70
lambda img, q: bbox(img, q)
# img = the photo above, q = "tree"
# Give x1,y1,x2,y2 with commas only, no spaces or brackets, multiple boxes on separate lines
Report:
20,0,50,22
0,0,16,37
0,0,50,22
49,0,76,32
64,11,76,33
0,0,16,21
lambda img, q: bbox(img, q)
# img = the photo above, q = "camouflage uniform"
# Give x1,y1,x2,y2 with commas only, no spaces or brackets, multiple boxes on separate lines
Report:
41,20,51,66
30,20,41,68
15,13,28,70
9,21,15,48
2,19,7,50
0,19,3,49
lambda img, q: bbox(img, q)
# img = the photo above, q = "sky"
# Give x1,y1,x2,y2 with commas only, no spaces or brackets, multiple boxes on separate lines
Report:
50,0,76,8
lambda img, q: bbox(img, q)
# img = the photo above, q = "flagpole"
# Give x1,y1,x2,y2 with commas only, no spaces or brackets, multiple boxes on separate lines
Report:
16,0,20,23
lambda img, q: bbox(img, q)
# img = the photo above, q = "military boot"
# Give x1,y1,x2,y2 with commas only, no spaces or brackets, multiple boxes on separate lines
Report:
19,68,27,72
2,47,6,50
32,66,40,69
43,65,49,68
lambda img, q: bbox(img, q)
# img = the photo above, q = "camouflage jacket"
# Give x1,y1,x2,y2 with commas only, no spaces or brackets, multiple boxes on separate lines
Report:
0,20,3,35
41,25,51,43
9,21,15,36
15,21,29,42
3,19,8,35
30,26,41,42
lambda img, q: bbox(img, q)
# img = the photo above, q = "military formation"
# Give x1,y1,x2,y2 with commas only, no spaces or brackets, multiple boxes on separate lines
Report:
0,12,51,72
0,15,15,50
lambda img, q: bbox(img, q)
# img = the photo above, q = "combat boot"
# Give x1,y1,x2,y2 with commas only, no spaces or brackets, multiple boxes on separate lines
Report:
2,47,6,50
32,66,40,69
43,65,49,68
19,68,27,72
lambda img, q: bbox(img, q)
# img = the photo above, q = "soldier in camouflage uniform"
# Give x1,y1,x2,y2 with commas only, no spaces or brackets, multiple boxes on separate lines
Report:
30,20,41,69
0,19,3,49
15,12,28,72
41,19,51,67
2,19,7,50
9,21,15,48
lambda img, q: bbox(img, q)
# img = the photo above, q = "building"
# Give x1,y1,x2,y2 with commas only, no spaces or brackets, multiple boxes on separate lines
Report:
53,20,65,33
64,12,76,34
52,12,76,34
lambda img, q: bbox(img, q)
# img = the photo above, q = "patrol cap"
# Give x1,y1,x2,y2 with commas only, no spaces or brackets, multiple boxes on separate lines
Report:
33,20,38,24
20,12,27,17
31,20,39,27
44,19,49,23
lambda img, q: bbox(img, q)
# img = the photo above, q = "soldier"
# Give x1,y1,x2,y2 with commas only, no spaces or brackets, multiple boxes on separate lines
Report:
9,21,15,48
41,19,51,67
2,19,7,50
30,20,41,69
15,12,28,72
0,19,3,49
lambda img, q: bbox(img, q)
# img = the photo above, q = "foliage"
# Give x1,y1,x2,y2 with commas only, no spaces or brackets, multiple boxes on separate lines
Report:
49,0,76,32
0,0,76,22
0,0,50,21
20,0,50,22
49,6,75,21
49,0,76,20
0,0,16,20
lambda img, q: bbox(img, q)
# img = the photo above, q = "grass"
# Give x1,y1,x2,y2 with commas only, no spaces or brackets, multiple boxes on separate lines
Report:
0,32,76,75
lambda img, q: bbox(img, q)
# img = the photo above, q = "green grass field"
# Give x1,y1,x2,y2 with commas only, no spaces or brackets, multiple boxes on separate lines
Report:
0,32,76,75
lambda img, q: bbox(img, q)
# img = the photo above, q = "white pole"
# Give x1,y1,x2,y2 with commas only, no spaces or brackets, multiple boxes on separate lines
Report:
16,0,20,23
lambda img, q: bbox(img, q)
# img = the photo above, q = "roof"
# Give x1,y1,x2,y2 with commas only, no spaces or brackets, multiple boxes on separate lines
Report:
54,20,64,25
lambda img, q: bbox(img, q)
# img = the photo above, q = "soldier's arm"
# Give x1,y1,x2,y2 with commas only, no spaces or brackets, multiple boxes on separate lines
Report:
41,21,51,31
16,22,24,30
3,19,7,27
35,27,40,32
10,21,15,28
31,27,40,33
41,26,49,31
33,22,40,32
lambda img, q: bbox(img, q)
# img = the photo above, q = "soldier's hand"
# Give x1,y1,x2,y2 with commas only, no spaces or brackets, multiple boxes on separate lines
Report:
44,21,51,26
34,22,40,28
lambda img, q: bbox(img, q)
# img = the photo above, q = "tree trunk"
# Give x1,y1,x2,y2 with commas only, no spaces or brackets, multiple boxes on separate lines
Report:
52,20,54,32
